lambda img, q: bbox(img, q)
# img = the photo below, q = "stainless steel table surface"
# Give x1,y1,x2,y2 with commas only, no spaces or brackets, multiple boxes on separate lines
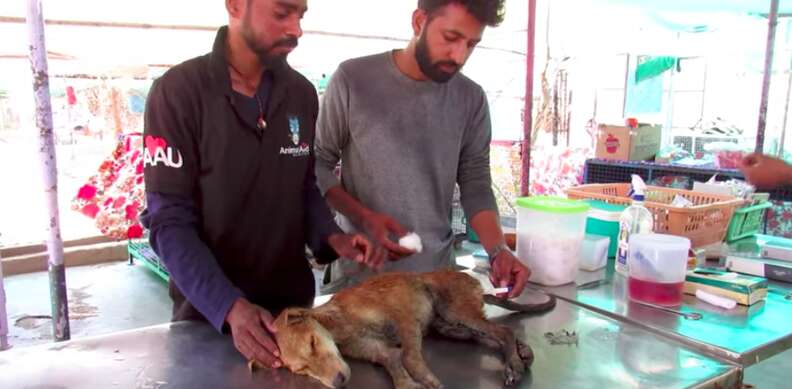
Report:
0,290,740,389
463,251,792,367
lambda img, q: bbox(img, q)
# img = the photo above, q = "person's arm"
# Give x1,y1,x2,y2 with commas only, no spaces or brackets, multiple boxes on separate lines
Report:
303,164,343,264
459,87,529,298
303,85,344,264
140,193,243,332
314,69,413,258
739,153,792,189
142,76,280,368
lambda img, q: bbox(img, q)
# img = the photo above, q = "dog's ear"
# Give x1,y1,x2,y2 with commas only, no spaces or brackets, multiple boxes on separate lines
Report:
284,308,309,326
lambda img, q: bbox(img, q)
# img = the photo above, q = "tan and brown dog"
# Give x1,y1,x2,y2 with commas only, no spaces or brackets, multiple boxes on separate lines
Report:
266,270,556,389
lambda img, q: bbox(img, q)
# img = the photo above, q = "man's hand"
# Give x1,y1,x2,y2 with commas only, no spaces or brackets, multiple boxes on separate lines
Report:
739,153,792,189
328,233,388,270
489,250,530,299
226,298,281,369
360,211,415,259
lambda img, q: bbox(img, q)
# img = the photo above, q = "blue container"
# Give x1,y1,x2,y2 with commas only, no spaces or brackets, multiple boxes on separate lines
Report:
583,199,626,258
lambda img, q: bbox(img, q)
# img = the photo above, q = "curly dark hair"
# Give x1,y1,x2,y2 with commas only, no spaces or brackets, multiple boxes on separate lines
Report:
417,0,506,27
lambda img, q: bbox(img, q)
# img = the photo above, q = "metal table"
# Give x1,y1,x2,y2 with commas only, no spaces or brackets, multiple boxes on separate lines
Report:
0,291,740,388
476,254,792,367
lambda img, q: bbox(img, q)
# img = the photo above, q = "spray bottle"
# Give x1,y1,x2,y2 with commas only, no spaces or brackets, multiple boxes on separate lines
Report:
615,175,654,276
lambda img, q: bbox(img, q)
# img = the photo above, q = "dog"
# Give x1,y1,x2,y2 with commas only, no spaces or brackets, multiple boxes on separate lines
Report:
267,270,556,389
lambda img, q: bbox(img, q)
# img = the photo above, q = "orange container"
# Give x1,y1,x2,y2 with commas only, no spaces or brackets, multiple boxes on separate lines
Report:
565,183,744,248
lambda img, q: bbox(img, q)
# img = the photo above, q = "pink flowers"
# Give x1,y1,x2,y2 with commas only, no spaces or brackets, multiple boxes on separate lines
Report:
125,201,140,221
71,133,147,240
77,184,97,200
127,224,143,239
81,204,100,218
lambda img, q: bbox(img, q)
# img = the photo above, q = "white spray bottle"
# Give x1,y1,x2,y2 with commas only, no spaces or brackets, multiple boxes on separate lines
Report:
615,175,654,276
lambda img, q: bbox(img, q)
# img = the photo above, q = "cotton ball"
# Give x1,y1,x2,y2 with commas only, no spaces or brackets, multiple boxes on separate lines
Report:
398,232,423,253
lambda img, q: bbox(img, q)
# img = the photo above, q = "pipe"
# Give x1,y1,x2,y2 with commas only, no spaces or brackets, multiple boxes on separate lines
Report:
26,0,70,342
0,247,9,351
755,0,780,153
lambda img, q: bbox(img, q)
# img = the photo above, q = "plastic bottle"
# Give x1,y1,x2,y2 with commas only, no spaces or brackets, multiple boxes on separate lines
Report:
615,175,654,276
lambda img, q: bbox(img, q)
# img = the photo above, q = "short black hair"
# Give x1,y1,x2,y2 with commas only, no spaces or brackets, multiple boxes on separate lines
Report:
417,0,506,27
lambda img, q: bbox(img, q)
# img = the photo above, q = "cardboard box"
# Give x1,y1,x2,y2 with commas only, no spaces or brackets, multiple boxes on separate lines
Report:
596,124,662,161
726,255,792,283
684,268,768,306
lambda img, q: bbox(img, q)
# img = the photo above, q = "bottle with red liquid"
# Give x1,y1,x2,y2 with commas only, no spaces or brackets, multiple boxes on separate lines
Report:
627,234,691,307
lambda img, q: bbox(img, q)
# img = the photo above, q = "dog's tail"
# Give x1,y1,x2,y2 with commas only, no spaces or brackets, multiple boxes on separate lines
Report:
483,293,557,313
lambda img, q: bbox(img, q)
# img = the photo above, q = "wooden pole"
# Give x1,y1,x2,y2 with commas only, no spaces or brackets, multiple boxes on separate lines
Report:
26,0,70,342
520,0,537,196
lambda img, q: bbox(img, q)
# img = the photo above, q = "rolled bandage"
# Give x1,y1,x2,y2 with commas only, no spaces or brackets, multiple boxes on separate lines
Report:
695,289,737,310
398,232,423,253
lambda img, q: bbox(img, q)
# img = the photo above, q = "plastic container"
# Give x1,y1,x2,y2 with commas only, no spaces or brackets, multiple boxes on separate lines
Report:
583,199,625,258
627,234,691,306
726,201,772,242
579,234,610,271
516,196,590,286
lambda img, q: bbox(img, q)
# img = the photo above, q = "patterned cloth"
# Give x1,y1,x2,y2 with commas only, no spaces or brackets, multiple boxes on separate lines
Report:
765,201,792,238
488,143,592,217
529,146,592,196
71,133,145,240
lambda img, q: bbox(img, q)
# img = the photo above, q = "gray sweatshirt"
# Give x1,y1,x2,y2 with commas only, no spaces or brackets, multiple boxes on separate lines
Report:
315,51,498,291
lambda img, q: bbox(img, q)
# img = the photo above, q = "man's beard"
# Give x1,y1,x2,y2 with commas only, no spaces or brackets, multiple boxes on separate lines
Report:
414,29,460,83
241,21,298,71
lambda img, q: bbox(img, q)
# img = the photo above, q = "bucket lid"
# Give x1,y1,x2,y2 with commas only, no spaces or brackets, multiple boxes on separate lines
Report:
630,233,691,250
516,196,590,214
583,199,625,222
583,199,626,213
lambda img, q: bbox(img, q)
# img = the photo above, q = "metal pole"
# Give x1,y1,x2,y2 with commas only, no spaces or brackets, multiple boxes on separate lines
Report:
756,0,780,154
663,61,676,149
0,244,10,351
0,16,524,56
520,0,537,196
26,0,70,342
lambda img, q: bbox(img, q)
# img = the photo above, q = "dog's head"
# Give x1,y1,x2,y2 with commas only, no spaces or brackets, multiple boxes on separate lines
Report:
274,308,351,388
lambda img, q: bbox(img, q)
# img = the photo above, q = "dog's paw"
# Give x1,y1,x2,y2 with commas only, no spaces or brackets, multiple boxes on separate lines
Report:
516,340,534,368
503,360,526,387
419,375,443,389
394,380,424,389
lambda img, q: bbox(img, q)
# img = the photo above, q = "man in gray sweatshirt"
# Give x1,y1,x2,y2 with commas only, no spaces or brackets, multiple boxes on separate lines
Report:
315,0,530,297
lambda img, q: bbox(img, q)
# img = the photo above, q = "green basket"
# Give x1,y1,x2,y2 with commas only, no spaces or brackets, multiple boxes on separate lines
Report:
128,238,170,283
726,201,772,242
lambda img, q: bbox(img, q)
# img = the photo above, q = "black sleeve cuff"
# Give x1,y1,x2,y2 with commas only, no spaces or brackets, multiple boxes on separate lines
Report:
313,224,343,265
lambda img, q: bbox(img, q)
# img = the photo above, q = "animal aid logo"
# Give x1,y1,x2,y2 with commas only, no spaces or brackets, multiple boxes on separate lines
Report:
288,115,300,145
280,115,309,157
143,135,183,168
